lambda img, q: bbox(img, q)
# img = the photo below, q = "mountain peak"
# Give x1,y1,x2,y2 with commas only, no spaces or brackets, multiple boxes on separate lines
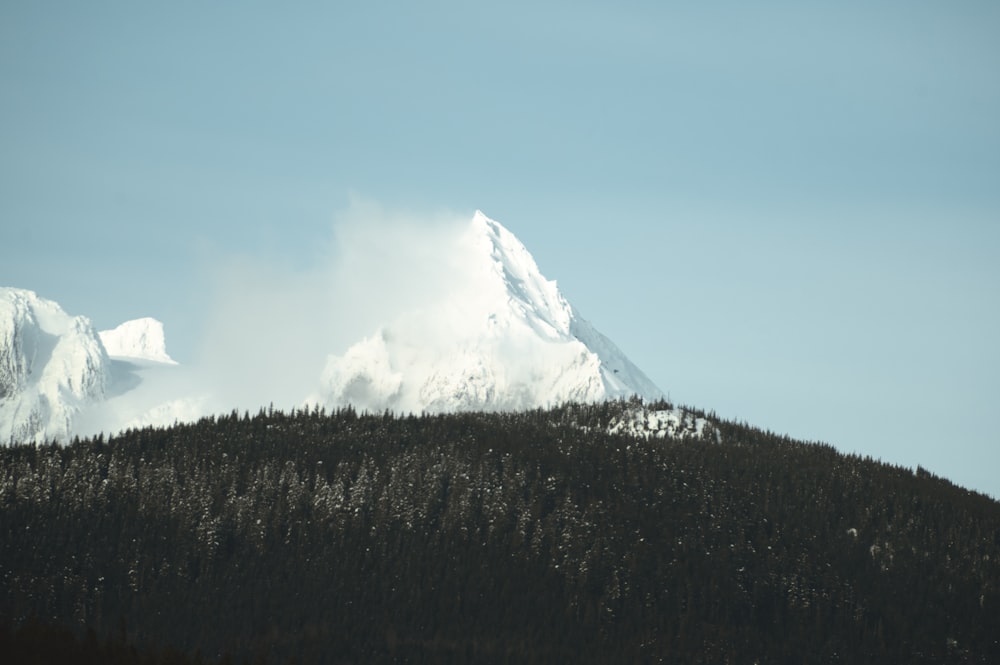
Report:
314,211,663,413
99,317,176,365
2,211,664,440
0,287,110,444
467,210,573,338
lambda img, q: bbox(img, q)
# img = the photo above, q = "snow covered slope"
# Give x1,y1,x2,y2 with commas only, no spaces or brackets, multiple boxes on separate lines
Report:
0,288,111,444
3,210,668,441
315,211,663,413
0,289,189,444
100,317,177,364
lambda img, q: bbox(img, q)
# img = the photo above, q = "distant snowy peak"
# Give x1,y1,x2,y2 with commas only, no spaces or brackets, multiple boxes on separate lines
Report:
469,211,661,397
471,210,664,401
0,287,110,444
316,211,664,413
100,317,176,364
469,210,573,338
2,211,666,442
1,291,187,444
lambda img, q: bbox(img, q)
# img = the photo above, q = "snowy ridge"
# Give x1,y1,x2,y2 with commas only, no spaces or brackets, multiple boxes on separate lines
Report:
473,211,573,339
0,289,190,444
607,404,722,443
570,318,663,399
100,317,177,364
315,211,663,413
3,210,670,441
0,288,111,444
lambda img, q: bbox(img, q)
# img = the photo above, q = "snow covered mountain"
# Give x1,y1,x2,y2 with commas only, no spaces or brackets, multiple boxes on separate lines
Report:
0,287,189,445
314,211,663,413
2,210,667,442
0,287,111,444
82,318,198,438
100,317,177,364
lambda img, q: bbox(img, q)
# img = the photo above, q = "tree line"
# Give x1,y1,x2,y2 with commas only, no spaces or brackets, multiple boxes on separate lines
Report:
1,402,998,663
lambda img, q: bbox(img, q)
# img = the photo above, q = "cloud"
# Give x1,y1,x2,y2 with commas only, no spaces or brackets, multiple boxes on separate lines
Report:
189,198,475,412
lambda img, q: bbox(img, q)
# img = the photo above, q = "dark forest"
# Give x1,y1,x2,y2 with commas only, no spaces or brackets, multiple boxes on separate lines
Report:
2,401,998,663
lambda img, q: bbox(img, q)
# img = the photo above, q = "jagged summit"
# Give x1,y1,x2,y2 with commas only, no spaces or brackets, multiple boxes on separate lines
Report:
315,211,663,413
0,287,110,444
100,317,177,364
0,288,187,444
2,210,666,441
470,210,573,339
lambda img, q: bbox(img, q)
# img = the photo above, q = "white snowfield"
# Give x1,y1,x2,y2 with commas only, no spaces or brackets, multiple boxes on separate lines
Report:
2,210,671,444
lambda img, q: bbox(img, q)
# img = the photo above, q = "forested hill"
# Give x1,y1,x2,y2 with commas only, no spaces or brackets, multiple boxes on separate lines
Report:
2,402,998,664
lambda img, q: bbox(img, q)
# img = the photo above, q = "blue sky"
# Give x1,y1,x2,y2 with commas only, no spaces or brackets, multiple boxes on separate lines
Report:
2,2,998,498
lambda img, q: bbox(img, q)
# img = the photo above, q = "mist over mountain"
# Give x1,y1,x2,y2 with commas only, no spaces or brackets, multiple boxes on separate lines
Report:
1,211,663,443
312,211,662,413
3,211,998,663
0,287,110,445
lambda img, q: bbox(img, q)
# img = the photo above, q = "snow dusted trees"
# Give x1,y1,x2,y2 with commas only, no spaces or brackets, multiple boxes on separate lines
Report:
1,405,998,663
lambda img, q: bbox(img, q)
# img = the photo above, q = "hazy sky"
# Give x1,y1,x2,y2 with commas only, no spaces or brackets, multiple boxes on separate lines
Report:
2,2,998,498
